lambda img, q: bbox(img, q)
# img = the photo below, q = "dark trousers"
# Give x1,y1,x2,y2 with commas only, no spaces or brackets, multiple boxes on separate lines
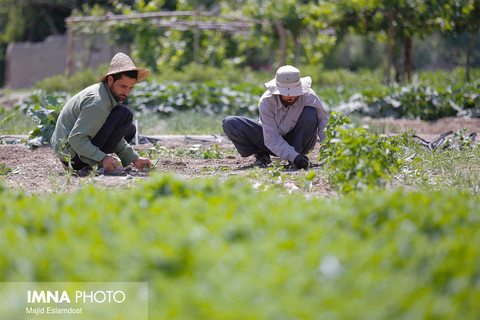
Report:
222,106,318,158
65,104,136,170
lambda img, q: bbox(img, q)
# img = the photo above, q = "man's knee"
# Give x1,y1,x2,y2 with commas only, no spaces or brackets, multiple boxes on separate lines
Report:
300,106,318,127
222,116,240,135
125,123,136,143
112,104,133,123
302,106,317,118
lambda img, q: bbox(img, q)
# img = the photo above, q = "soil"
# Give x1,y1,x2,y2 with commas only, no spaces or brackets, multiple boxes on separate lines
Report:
1,117,479,196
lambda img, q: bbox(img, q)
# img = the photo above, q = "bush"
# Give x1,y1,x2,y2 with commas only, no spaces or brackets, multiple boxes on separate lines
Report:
335,81,480,120
319,112,400,193
35,64,108,94
152,62,271,85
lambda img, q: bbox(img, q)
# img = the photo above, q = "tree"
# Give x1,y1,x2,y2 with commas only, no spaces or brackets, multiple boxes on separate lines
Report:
0,0,121,86
331,0,438,84
437,0,480,82
224,0,335,68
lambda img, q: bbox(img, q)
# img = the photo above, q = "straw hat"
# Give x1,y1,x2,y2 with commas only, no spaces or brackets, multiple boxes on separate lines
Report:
265,65,312,97
98,52,150,83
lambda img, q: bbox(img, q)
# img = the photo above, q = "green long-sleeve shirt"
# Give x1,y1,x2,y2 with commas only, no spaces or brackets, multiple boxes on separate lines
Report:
50,82,139,167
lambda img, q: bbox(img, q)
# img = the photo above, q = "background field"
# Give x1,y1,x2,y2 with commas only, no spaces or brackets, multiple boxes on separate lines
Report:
1,1,480,317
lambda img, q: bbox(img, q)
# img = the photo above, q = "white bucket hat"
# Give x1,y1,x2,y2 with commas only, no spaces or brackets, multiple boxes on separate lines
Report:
98,52,150,83
265,65,312,96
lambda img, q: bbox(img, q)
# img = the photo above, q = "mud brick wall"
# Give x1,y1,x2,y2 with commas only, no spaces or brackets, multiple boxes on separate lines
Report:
5,35,128,90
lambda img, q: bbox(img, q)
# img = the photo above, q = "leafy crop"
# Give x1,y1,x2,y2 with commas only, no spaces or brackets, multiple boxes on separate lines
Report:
0,176,479,319
335,80,480,120
319,112,399,193
16,91,70,148
140,143,227,161
127,81,263,117
321,112,480,195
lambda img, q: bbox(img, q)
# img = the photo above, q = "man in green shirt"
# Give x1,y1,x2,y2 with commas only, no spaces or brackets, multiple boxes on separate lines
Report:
51,52,153,173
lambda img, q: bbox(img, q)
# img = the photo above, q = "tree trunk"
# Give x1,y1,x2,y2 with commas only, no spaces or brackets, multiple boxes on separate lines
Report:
385,10,393,85
274,22,286,68
67,21,74,78
293,33,301,66
466,31,477,83
404,35,413,82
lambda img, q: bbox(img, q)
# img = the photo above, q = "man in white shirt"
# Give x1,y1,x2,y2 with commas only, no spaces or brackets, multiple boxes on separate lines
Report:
222,65,329,169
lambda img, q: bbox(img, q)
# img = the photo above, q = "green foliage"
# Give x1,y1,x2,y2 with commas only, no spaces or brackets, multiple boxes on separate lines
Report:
16,91,69,148
0,163,11,175
393,129,480,194
143,143,226,160
151,62,270,85
35,65,107,94
0,106,36,135
336,80,480,120
127,81,263,117
0,175,479,319
319,112,398,193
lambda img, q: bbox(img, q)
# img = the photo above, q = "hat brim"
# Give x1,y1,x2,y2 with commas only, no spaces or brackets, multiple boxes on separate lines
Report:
98,68,150,84
265,76,312,96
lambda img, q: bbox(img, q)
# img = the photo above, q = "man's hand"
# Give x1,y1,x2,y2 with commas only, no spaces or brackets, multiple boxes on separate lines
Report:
100,155,122,172
133,157,153,170
293,154,311,170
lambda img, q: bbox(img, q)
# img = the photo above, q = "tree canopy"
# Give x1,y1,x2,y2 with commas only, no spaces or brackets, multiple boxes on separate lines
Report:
0,0,479,86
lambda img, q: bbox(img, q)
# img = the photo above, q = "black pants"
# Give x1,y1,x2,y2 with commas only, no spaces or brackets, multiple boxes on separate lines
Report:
222,106,318,158
65,104,136,170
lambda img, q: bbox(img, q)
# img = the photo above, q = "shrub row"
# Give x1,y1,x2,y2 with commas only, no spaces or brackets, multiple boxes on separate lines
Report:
336,81,480,120
127,81,264,117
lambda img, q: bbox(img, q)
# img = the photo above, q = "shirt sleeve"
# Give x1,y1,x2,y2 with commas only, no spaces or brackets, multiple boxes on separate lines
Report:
115,139,139,166
259,98,299,162
68,101,109,166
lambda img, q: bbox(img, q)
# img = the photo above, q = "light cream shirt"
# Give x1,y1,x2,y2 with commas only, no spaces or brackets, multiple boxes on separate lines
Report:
258,89,329,162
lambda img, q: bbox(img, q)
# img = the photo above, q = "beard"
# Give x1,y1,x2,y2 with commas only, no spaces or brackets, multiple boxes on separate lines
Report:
113,93,126,102
111,89,126,102
280,95,297,107
108,84,126,102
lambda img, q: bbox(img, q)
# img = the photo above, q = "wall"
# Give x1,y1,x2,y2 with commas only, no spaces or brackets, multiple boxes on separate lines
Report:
4,34,128,90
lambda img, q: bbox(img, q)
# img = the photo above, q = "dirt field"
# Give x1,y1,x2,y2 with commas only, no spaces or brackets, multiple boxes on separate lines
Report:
1,117,479,196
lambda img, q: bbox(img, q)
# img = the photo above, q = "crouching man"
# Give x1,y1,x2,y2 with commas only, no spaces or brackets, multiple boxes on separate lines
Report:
51,52,153,173
222,65,329,169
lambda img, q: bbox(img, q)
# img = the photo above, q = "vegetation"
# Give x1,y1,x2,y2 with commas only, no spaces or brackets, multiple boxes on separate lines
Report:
319,112,479,194
1,1,480,87
319,112,397,193
1,176,479,319
5,67,476,150
1,3,479,319
337,79,480,120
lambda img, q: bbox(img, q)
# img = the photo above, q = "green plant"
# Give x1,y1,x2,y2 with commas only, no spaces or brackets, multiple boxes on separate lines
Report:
335,80,480,120
319,112,399,193
0,163,12,175
17,91,68,148
1,175,480,319
127,81,263,117
0,106,36,135
393,130,480,194
35,66,106,94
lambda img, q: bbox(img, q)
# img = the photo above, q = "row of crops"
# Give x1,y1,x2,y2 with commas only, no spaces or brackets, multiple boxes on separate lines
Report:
1,175,479,319
2,70,479,319
13,77,480,147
